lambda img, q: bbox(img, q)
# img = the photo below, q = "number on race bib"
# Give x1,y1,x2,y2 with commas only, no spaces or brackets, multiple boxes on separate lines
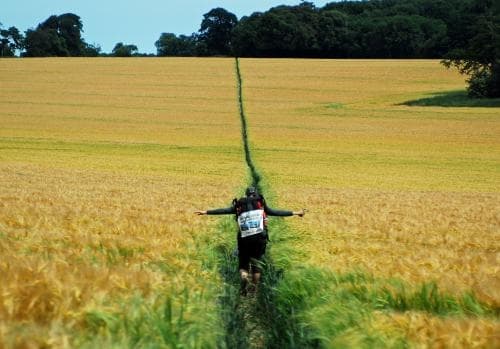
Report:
238,209,265,238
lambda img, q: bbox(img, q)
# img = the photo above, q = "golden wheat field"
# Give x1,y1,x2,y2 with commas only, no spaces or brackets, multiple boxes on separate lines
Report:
0,57,245,347
239,59,500,347
1,57,499,348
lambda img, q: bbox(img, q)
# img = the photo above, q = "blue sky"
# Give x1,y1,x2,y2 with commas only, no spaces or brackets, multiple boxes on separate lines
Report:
2,1,335,54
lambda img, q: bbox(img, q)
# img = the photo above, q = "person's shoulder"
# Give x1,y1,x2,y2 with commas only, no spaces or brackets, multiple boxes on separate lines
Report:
234,196,247,205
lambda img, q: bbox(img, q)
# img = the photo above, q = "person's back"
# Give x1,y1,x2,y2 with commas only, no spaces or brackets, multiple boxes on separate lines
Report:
233,191,268,239
195,186,305,294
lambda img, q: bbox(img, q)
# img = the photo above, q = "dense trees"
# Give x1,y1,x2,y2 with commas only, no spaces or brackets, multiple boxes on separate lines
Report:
155,7,237,57
230,0,465,59
188,0,477,61
22,13,99,57
4,1,492,60
155,33,198,56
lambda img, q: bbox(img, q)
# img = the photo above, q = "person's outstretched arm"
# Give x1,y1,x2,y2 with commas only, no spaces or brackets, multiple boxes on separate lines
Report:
263,198,305,217
195,206,235,215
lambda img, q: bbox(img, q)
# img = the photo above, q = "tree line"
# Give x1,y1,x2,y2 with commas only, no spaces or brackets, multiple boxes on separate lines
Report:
1,0,498,97
0,14,150,58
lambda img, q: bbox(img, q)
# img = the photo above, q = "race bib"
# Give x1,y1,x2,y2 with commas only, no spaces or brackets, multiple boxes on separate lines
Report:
238,209,265,238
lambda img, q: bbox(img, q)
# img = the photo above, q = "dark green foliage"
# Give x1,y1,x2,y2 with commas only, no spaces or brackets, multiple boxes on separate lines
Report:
23,28,69,57
155,33,198,56
348,15,447,58
316,10,349,57
111,42,138,57
198,7,238,56
55,13,84,56
22,13,98,57
230,0,468,58
232,3,322,58
8,0,496,64
83,43,101,57
442,0,500,97
0,24,23,57
467,69,500,98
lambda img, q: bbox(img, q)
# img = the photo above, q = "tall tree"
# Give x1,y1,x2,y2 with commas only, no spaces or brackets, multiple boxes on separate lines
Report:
57,13,85,56
23,27,69,57
198,8,238,56
155,33,197,56
443,0,500,97
112,42,138,57
22,13,89,57
0,24,23,57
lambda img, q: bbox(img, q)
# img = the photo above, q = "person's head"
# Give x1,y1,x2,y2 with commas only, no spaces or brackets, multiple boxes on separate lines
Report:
245,186,258,198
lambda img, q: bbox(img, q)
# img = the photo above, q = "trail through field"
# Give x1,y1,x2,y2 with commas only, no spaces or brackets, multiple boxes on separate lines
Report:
230,57,268,348
237,295,266,349
215,58,275,349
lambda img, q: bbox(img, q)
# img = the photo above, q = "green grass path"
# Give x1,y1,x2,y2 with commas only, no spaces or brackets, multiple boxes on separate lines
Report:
216,58,302,348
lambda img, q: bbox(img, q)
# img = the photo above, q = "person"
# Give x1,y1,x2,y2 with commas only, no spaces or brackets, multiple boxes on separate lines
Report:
195,186,305,294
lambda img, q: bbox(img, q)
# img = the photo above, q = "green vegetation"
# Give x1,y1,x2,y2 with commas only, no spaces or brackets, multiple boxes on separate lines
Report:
22,14,100,57
271,269,496,347
442,0,500,97
78,289,221,348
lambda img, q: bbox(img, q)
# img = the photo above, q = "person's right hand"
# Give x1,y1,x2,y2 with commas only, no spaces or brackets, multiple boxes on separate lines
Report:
194,210,207,215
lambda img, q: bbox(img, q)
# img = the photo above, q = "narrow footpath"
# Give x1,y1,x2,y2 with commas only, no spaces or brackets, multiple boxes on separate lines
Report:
217,58,308,349
214,57,280,348
220,57,268,348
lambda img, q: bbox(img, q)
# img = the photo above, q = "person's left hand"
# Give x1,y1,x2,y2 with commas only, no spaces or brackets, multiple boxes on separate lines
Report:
295,209,307,217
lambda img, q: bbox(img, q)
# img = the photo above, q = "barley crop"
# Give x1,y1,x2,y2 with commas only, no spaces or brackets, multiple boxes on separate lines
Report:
0,57,245,348
239,58,500,348
1,57,498,348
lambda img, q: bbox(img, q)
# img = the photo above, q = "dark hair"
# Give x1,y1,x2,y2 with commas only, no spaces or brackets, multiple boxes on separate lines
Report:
245,186,258,197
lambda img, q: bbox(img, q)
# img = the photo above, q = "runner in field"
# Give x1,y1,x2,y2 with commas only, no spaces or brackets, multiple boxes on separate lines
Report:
195,186,305,294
